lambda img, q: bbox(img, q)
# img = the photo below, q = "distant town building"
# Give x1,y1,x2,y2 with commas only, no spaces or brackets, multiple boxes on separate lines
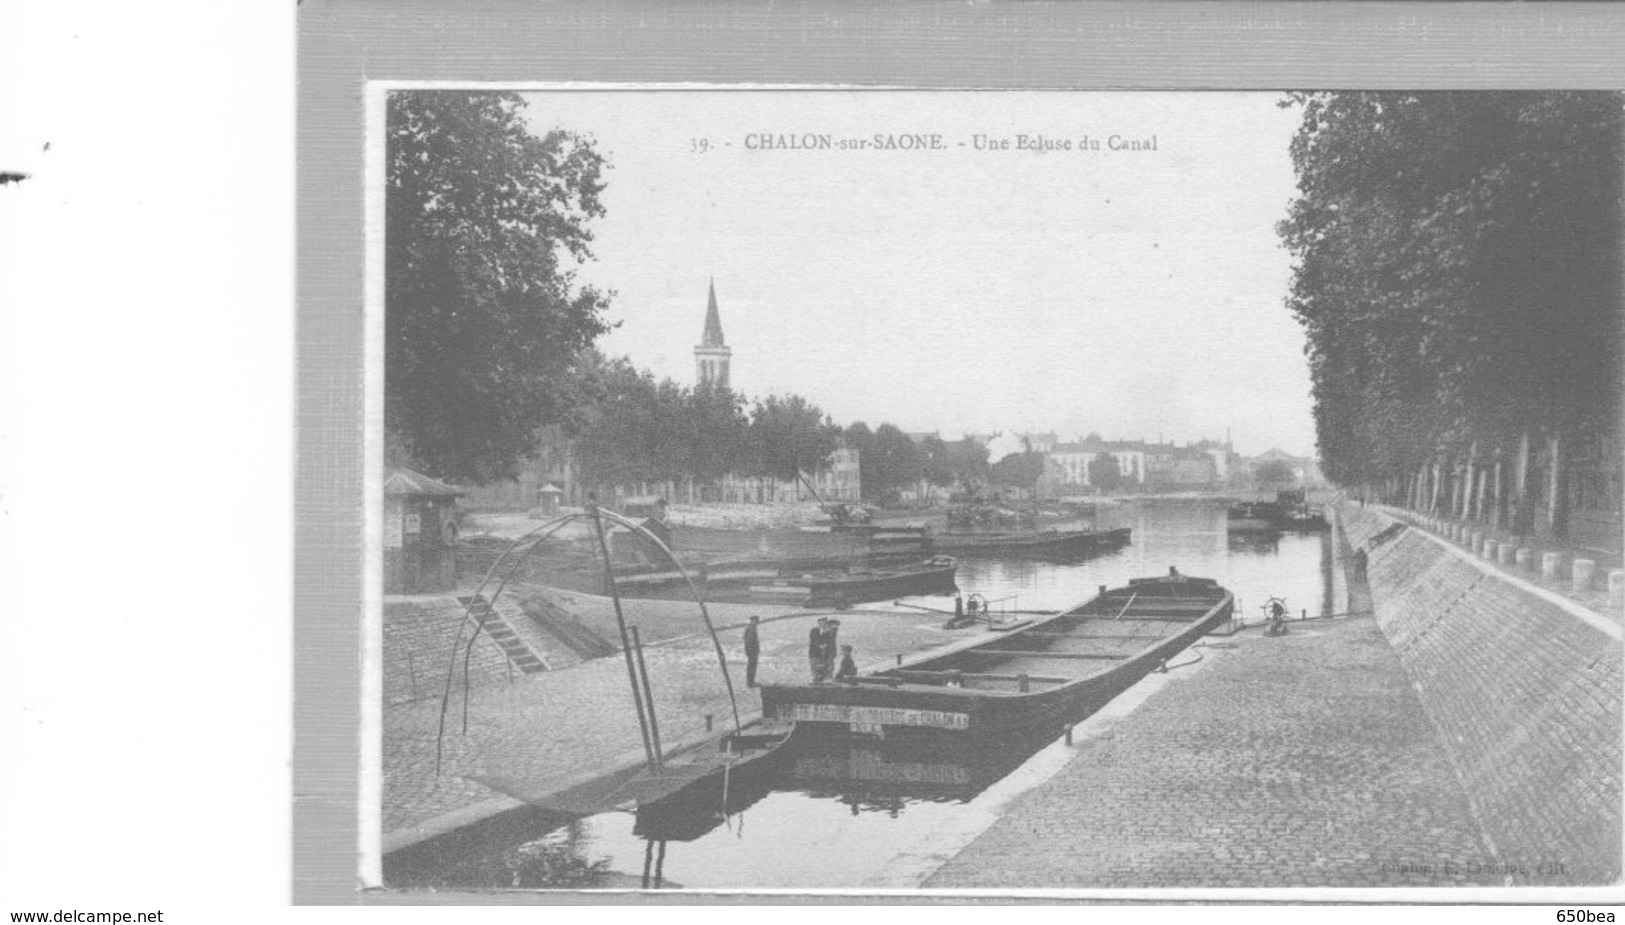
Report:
1050,437,1148,489
1145,447,1217,488
694,277,732,390
1246,448,1325,487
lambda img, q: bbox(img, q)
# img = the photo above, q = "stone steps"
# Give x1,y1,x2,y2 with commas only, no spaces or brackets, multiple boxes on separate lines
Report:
459,596,550,674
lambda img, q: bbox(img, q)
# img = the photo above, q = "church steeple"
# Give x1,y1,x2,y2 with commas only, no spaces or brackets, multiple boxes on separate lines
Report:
694,277,732,389
701,278,725,347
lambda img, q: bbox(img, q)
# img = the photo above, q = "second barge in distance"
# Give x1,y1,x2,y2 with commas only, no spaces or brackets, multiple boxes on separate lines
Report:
760,569,1233,741
930,525,1132,558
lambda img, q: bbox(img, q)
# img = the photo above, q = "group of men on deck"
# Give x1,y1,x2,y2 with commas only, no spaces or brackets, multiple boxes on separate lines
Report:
740,613,858,689
808,617,855,682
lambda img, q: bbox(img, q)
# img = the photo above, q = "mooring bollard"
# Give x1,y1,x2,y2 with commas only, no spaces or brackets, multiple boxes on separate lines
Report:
1609,570,1624,606
1573,558,1597,593
705,714,714,732
1065,725,1074,746
896,653,903,666
1497,543,1516,566
1019,673,1030,692
1541,552,1563,581
1482,539,1498,561
1515,548,1534,572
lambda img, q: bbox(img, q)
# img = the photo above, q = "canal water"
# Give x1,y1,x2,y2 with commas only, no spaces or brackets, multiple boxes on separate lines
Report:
384,500,1342,891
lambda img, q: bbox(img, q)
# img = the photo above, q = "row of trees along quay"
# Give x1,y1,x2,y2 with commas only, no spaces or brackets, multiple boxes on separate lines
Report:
1280,92,1623,554
570,365,1002,503
384,90,1017,504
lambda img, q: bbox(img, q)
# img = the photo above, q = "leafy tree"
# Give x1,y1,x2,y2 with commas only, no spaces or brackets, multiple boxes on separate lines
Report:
945,438,991,491
920,435,955,487
683,384,752,485
862,424,925,501
386,91,613,484
1278,91,1623,502
1087,453,1123,492
991,451,1045,490
572,358,665,490
750,395,839,488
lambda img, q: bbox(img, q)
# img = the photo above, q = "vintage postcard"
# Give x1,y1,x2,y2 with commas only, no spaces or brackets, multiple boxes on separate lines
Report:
360,86,1623,897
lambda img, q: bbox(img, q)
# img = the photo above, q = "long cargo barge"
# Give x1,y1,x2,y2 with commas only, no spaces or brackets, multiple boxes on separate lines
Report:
760,568,1233,741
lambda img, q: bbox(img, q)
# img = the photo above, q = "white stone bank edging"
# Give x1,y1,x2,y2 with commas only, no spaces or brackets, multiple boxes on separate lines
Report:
1371,506,1621,643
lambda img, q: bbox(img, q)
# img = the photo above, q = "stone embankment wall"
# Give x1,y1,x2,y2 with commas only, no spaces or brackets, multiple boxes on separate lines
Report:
1339,504,1622,885
383,597,532,705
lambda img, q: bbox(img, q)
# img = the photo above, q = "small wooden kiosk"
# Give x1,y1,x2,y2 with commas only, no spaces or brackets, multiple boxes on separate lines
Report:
537,483,564,517
384,466,464,594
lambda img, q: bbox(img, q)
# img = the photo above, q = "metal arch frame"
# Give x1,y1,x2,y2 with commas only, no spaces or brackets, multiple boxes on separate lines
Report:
433,505,743,775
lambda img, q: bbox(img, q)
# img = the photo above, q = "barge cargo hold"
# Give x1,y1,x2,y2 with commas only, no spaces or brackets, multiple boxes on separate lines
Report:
760,569,1233,740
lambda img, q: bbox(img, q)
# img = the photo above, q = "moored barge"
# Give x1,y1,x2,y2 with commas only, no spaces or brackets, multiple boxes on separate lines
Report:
760,568,1233,740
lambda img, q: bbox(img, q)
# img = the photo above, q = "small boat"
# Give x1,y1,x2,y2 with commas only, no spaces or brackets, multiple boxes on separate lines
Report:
760,568,1233,741
1227,490,1329,532
792,556,958,608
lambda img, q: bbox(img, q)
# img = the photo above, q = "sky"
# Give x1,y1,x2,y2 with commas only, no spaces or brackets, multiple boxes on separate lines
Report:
523,91,1314,458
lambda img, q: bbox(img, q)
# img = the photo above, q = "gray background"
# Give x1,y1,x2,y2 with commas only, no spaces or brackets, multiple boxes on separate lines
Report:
297,0,1625,904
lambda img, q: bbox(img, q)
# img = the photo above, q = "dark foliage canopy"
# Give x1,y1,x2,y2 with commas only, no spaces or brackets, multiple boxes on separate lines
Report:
991,450,1045,490
1278,92,1623,485
387,91,613,484
1087,453,1123,492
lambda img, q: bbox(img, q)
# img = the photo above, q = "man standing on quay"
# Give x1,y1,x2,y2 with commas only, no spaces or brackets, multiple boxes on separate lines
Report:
809,618,827,682
744,615,761,688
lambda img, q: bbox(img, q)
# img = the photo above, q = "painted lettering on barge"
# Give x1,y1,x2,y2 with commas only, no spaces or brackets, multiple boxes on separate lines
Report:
786,703,971,731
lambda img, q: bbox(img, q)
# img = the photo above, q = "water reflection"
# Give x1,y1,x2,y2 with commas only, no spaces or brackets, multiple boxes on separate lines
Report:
785,725,1065,807
1227,531,1281,555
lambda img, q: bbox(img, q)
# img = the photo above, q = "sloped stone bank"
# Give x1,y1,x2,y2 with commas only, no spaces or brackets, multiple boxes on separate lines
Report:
1340,504,1622,885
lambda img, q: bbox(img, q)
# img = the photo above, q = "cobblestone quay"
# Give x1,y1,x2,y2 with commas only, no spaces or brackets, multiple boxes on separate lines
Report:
926,615,1501,889
383,596,963,849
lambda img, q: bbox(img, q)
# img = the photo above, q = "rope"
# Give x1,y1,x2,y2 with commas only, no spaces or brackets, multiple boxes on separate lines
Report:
1112,592,1138,620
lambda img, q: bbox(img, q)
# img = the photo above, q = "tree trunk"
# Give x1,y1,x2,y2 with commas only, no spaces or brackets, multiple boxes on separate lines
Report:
1462,442,1479,520
1547,432,1567,538
1512,430,1532,533
1429,461,1444,516
1462,455,1475,520
1491,459,1503,528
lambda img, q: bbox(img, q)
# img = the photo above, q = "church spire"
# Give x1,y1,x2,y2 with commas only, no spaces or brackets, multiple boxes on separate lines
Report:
701,277,725,347
694,277,732,389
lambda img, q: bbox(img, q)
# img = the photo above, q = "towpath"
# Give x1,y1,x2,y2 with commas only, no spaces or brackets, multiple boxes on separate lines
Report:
925,613,1502,889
